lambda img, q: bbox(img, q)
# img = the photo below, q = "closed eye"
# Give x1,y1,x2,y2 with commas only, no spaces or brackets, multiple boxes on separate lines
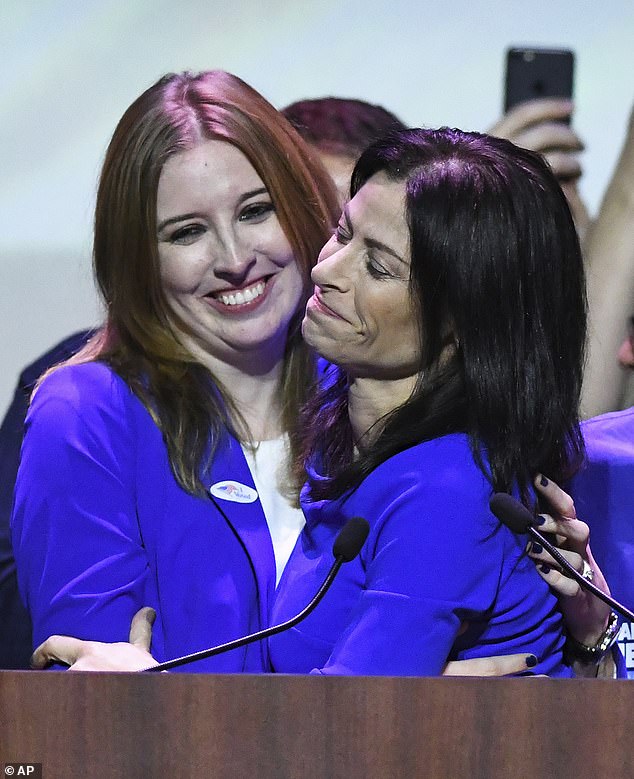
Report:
365,255,392,279
333,223,352,244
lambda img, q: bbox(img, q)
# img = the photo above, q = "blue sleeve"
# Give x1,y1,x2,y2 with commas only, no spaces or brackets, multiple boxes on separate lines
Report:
11,364,150,651
0,372,34,667
0,330,91,668
316,472,505,676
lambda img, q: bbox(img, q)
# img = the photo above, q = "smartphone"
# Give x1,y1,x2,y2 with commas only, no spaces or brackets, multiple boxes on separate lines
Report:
504,47,574,114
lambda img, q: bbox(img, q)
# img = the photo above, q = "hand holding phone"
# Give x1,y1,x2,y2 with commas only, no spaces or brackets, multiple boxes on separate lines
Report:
491,47,589,235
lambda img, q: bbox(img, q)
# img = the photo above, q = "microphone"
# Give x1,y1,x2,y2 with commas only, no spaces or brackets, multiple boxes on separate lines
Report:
142,516,370,672
490,492,634,622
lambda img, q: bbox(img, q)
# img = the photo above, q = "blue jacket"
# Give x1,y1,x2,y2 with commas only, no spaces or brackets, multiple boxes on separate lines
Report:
11,361,276,671
0,329,90,668
570,407,634,678
270,434,572,677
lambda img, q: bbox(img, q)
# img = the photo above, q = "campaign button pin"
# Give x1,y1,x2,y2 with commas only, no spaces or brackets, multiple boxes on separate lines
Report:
210,480,258,504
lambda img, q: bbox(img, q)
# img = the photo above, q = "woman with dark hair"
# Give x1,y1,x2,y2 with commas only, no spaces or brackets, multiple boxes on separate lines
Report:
11,70,340,671
269,128,590,675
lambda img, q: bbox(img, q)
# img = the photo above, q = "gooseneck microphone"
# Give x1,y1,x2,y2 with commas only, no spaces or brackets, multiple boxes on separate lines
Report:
490,492,634,622
143,516,370,672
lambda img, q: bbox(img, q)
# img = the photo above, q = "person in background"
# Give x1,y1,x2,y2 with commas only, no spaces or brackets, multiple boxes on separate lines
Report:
570,309,634,676
282,97,405,205
580,107,634,416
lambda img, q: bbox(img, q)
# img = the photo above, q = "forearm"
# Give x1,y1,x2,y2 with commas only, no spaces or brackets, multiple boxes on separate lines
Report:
582,108,634,416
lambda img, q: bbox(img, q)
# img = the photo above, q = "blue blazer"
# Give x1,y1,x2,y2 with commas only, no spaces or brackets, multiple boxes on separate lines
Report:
270,434,572,677
570,407,634,678
11,362,276,671
0,329,91,668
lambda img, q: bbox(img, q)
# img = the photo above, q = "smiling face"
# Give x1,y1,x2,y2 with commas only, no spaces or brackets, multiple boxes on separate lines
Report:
303,173,421,380
156,139,304,371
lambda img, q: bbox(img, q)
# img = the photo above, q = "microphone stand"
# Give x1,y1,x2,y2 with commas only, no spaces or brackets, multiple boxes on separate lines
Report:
143,555,344,672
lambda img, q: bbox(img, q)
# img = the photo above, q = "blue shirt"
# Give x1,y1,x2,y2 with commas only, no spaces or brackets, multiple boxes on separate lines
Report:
270,434,571,677
11,361,276,671
570,407,634,678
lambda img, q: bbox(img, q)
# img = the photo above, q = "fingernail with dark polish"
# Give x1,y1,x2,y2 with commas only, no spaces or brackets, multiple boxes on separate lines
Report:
540,475,549,487
535,515,546,526
539,564,551,574
531,543,543,554
525,655,538,668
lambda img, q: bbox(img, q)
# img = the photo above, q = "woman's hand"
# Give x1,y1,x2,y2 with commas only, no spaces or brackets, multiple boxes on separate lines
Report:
488,99,590,240
529,475,611,646
488,98,584,181
444,475,615,679
442,654,537,676
30,607,158,671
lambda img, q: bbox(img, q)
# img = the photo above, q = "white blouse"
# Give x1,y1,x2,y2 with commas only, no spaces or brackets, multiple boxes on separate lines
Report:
242,437,305,585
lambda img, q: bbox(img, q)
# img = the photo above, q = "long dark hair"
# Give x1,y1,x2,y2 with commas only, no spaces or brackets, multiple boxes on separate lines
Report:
55,71,339,498
300,127,587,503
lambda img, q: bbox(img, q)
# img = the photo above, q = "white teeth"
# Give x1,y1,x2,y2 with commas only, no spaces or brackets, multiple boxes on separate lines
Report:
217,281,265,306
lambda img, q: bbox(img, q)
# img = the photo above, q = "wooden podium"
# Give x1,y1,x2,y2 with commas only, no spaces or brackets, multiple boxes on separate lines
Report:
1,671,631,778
